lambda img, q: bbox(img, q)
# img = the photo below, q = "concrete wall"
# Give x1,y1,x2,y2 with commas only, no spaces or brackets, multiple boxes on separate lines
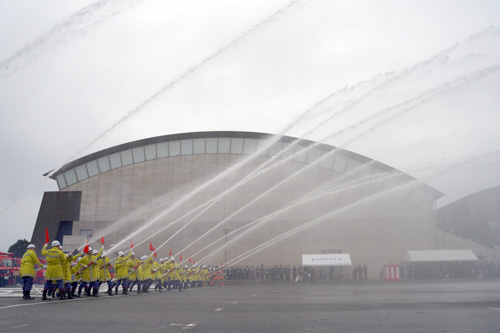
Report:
58,151,437,279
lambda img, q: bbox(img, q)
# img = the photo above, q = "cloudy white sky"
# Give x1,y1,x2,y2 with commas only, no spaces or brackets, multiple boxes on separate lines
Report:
1,0,500,250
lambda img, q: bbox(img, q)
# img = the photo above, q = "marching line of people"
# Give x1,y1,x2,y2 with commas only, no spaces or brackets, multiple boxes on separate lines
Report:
19,241,225,301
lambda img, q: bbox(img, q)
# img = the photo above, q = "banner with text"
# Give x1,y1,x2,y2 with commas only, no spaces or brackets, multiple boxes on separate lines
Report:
302,254,352,266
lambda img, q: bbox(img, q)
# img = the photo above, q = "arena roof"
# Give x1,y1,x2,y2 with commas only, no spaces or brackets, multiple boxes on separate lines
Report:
46,131,443,207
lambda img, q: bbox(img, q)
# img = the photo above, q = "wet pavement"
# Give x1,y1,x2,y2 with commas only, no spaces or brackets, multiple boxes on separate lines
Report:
0,280,499,332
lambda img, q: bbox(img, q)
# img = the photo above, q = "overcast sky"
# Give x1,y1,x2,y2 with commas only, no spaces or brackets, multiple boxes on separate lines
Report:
1,0,499,250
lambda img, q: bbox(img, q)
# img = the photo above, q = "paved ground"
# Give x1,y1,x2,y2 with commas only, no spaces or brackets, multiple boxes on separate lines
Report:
0,280,499,332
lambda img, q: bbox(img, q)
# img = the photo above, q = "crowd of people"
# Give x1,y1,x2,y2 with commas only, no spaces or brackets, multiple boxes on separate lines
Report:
225,265,337,282
399,260,500,280
19,241,500,301
19,241,225,300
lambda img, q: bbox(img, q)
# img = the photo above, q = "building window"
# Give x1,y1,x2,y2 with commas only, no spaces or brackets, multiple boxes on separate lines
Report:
79,229,93,239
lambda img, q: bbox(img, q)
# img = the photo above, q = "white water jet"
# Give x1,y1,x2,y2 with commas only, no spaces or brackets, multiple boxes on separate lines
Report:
78,25,500,262
0,0,142,79
198,171,398,265
50,0,305,173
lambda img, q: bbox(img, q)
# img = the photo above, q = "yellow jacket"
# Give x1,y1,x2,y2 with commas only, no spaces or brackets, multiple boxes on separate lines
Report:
41,245,66,280
114,252,132,279
201,268,209,281
20,249,42,278
172,263,181,280
79,249,102,282
127,257,142,281
63,253,80,283
142,257,153,280
153,261,162,280
166,261,175,280
98,257,113,281
193,267,201,280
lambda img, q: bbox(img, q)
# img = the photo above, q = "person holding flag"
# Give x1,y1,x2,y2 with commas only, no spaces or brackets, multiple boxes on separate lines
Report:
41,240,67,300
76,244,104,297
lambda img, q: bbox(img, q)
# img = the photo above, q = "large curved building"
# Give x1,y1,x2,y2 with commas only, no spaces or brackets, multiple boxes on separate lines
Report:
31,131,443,278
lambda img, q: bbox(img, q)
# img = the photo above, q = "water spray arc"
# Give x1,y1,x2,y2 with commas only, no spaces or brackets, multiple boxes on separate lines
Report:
104,41,500,262
50,0,306,173
197,170,399,266
32,25,500,272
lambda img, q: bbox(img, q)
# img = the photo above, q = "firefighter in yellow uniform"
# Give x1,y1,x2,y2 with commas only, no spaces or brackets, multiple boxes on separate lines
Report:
20,244,43,300
70,260,79,297
160,257,169,289
153,258,163,292
127,253,143,293
77,247,103,297
41,240,67,300
185,265,193,289
200,265,209,287
171,259,182,292
114,250,132,295
98,252,115,296
192,264,201,287
62,250,80,300
141,255,154,293
165,258,175,290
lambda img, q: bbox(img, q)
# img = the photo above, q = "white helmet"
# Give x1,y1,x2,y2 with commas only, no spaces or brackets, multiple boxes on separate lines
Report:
27,244,36,249
51,240,60,247
185,265,188,268
141,255,147,261
92,250,98,255
118,251,124,256
88,247,93,252
159,258,164,262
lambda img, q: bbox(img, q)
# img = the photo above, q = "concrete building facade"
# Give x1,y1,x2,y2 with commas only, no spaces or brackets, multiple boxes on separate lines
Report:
32,131,442,279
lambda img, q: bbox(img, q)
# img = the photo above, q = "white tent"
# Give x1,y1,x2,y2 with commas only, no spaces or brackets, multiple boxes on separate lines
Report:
302,254,352,266
404,250,478,262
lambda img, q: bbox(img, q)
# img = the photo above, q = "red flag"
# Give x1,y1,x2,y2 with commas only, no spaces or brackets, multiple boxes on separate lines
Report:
154,251,157,258
179,253,182,261
45,228,49,244
193,259,195,265
188,258,192,263
149,241,155,252
130,239,134,249
100,236,105,245
83,239,89,254
169,248,172,257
